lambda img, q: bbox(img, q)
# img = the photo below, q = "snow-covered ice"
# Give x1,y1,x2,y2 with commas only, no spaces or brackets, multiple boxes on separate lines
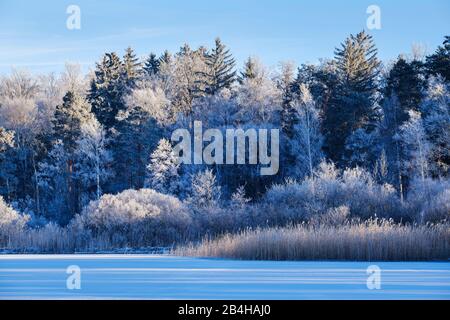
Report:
0,255,449,300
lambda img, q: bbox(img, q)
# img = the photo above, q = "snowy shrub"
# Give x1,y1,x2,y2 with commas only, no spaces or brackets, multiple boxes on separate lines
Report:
309,206,350,226
77,189,192,246
407,178,450,223
0,196,29,246
187,170,221,210
262,162,405,225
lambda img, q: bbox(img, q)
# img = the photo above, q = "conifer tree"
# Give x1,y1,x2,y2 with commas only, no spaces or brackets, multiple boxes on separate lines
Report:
385,56,425,123
88,52,125,130
198,38,236,95
426,36,450,82
53,91,92,153
239,57,257,83
323,31,380,164
143,52,160,77
145,138,180,195
122,47,141,88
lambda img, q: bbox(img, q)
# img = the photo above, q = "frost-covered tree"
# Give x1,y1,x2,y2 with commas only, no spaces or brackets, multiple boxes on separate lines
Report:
170,44,208,115
145,138,181,195
53,91,92,153
0,128,16,200
290,84,324,178
399,110,431,182
36,140,70,222
0,196,29,245
74,118,112,203
420,76,450,177
236,58,281,123
188,169,221,209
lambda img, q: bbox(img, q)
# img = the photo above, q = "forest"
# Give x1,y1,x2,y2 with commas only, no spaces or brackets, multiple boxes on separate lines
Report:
0,31,449,257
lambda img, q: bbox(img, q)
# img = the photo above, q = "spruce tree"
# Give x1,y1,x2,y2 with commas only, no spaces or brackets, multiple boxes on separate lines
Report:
239,57,257,83
323,31,380,164
385,56,425,124
143,52,160,77
122,47,141,88
426,36,450,82
159,50,172,66
198,38,236,95
53,91,93,153
88,52,125,130
145,138,180,195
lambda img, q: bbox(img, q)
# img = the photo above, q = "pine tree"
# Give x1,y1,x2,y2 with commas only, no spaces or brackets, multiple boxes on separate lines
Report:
239,57,257,83
143,52,160,77
53,91,92,153
198,38,236,95
46,92,95,220
88,52,125,130
385,56,425,123
323,31,381,164
115,105,162,191
426,36,450,82
122,47,141,88
145,138,180,195
159,50,172,66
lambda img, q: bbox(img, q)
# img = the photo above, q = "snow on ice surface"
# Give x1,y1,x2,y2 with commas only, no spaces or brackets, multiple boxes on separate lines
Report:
0,255,449,300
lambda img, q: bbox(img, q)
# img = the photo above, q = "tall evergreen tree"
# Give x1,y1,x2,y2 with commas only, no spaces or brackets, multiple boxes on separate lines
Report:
323,31,381,164
159,50,172,66
122,47,141,88
143,52,160,77
39,91,95,221
198,38,236,95
426,36,450,82
145,138,180,195
239,57,258,83
385,56,425,124
53,91,92,153
88,52,125,130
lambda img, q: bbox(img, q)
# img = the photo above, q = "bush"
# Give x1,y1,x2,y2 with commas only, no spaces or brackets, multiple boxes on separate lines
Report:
262,162,406,225
75,189,192,247
0,196,29,247
407,178,450,223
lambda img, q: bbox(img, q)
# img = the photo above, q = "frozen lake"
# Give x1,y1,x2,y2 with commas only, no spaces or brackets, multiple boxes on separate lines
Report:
0,255,449,299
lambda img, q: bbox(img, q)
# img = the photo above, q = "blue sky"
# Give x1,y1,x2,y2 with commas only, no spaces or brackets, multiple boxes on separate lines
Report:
0,0,448,74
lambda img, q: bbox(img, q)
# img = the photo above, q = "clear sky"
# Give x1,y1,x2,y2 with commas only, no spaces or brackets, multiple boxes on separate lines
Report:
0,0,448,74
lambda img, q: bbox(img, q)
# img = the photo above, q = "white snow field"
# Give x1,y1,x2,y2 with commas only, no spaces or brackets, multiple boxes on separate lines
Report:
0,255,449,300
